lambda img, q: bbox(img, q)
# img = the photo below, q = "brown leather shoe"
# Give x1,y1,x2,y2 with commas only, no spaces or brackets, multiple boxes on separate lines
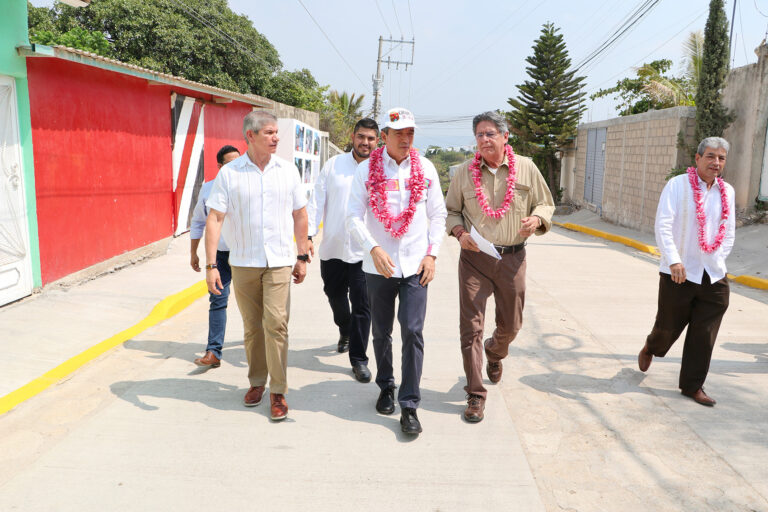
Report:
484,338,503,383
681,388,716,406
243,386,265,407
638,344,653,372
270,393,288,421
463,394,485,423
194,351,221,368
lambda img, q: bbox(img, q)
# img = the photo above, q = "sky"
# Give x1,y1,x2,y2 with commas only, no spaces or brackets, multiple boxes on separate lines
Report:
31,0,768,150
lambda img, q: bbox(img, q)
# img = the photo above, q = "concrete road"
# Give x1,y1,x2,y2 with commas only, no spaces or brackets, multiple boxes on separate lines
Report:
0,227,766,511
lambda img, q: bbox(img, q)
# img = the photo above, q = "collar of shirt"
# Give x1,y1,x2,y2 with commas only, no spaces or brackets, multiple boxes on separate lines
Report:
234,153,277,174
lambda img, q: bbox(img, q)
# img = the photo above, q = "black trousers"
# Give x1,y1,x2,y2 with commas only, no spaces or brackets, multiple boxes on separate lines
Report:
646,271,730,392
366,272,427,410
319,259,371,365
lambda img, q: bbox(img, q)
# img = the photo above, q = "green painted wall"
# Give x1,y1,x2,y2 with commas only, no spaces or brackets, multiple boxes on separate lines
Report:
1,0,42,288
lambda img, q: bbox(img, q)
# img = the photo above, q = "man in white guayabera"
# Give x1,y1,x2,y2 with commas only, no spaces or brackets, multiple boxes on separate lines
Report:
638,137,735,407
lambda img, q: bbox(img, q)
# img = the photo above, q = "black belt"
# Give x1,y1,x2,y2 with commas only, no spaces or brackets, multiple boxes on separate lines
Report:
493,242,526,255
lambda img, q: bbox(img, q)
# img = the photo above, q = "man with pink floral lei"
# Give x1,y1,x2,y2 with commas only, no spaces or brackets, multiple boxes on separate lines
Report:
445,111,554,424
346,107,447,435
638,137,735,407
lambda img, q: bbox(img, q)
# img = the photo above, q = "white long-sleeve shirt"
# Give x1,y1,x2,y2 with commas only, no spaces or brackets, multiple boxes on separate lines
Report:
655,173,736,284
206,153,307,268
190,180,229,251
307,152,365,263
346,149,447,278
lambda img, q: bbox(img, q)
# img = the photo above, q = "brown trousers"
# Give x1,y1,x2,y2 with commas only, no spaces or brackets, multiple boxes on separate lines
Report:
459,248,526,399
646,272,729,393
231,266,292,394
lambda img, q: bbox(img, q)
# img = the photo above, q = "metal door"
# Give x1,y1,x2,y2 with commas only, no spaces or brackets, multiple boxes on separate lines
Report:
583,127,606,207
0,76,33,306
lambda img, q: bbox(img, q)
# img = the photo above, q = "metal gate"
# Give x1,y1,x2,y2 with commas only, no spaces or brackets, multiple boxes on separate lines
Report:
584,127,606,207
0,75,33,306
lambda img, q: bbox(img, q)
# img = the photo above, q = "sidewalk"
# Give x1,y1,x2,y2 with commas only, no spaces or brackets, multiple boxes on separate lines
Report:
554,208,768,288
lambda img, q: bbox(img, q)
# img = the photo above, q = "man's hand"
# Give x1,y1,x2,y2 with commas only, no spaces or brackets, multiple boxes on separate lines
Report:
191,253,201,272
206,268,223,295
519,216,541,238
458,231,480,252
293,261,307,284
417,255,436,286
307,239,315,263
669,263,686,284
371,246,396,278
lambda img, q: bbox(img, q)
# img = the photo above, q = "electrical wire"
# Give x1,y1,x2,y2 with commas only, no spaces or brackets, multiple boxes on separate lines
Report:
738,0,750,63
391,0,405,38
374,0,393,36
574,0,661,72
755,0,768,17
407,0,415,38
585,10,706,95
296,0,367,88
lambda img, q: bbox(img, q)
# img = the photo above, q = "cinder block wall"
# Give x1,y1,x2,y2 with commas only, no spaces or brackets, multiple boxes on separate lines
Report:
570,107,696,233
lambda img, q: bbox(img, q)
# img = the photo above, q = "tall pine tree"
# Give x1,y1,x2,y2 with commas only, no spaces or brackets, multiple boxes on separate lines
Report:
695,0,733,140
507,23,585,199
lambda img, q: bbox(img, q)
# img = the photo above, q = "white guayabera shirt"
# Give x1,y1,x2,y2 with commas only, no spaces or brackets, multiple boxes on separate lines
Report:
655,173,736,284
346,149,447,279
206,153,307,268
307,152,365,264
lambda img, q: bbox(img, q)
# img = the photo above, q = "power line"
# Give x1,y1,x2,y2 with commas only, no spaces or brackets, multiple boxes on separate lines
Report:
756,0,768,17
574,0,662,72
296,0,367,88
391,0,405,38
374,0,393,36
585,10,706,95
407,0,415,37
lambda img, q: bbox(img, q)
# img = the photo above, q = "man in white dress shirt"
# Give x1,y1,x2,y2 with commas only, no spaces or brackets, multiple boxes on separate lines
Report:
190,145,240,369
205,111,310,421
347,107,447,434
639,137,735,407
308,118,379,383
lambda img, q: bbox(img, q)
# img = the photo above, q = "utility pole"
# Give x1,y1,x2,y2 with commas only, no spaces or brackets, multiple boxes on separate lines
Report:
371,36,415,121
729,0,737,62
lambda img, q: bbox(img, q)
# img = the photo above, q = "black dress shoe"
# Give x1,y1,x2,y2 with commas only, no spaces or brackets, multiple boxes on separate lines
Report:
337,335,350,353
400,407,422,434
352,363,371,383
375,386,396,415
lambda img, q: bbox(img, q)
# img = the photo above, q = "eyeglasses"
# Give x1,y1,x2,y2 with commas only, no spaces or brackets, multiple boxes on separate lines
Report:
475,131,500,139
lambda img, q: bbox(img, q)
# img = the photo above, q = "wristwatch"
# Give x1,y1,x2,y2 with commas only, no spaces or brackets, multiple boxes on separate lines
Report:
296,254,309,262
205,264,217,270
307,236,313,241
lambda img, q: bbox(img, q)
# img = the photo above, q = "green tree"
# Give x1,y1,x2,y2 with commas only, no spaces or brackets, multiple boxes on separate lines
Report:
27,0,328,112
695,0,734,140
424,147,473,193
591,59,688,115
507,22,585,198
31,26,112,56
321,90,366,149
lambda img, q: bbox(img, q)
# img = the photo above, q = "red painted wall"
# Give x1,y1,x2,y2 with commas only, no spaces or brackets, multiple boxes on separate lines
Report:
27,58,173,284
203,102,249,180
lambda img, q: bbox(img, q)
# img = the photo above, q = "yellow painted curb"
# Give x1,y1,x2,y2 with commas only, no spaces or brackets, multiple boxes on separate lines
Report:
0,281,208,416
553,221,660,256
727,273,768,290
554,221,766,291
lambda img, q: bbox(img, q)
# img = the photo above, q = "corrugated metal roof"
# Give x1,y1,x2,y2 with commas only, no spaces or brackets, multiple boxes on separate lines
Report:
18,44,274,109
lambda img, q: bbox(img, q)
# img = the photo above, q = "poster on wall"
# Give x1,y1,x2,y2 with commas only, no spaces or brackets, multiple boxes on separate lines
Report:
314,133,319,155
295,158,303,178
304,128,312,154
303,158,312,184
276,118,326,196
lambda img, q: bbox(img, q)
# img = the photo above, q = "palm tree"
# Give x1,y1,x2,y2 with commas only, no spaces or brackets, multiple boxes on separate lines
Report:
322,90,366,148
643,31,703,107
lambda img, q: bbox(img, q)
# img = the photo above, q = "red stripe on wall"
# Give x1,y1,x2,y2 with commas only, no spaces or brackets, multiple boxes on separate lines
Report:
173,101,202,230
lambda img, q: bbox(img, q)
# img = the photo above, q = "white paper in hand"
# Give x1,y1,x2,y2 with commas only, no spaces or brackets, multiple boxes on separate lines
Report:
470,226,502,260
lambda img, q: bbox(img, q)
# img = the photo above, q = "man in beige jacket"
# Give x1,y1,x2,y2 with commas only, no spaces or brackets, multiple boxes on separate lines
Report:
445,111,554,423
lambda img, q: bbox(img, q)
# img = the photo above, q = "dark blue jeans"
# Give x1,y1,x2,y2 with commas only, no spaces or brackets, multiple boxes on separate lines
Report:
365,272,427,410
207,250,231,359
320,259,371,365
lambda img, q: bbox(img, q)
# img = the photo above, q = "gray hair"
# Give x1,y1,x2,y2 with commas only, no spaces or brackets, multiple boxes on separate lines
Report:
243,111,278,140
697,137,730,155
472,111,509,135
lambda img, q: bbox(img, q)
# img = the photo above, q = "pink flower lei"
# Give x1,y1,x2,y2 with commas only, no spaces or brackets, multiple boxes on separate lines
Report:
469,145,517,219
367,146,425,238
687,166,729,253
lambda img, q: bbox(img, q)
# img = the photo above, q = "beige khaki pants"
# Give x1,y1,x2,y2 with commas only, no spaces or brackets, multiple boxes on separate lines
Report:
231,266,292,394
